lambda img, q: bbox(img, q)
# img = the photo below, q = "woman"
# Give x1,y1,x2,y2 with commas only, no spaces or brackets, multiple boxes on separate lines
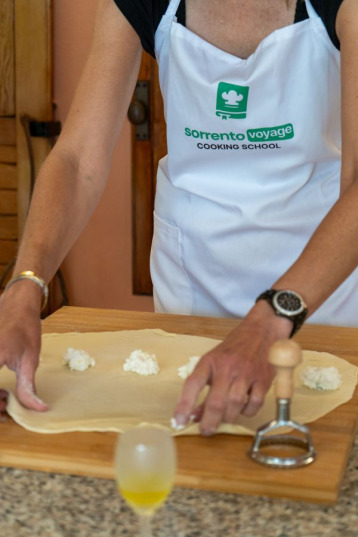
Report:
0,0,356,436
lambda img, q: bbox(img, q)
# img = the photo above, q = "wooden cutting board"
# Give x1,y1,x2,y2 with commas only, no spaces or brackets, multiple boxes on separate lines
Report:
1,306,358,504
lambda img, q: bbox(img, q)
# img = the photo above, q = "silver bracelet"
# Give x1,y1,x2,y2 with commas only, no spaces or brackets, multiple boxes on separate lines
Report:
4,270,49,311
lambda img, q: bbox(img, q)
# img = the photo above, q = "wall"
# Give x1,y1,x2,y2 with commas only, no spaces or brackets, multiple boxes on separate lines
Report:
52,0,154,312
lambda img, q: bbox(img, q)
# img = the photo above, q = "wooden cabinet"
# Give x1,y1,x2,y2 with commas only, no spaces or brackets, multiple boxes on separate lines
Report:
0,0,53,292
0,1,16,285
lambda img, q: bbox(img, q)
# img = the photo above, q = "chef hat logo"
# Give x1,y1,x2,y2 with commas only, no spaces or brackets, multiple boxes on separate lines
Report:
222,90,244,107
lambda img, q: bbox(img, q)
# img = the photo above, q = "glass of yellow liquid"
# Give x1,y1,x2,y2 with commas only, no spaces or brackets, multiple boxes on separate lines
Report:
115,427,177,536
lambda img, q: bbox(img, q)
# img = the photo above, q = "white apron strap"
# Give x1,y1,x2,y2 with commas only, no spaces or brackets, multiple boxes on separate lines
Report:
305,0,319,19
166,0,182,20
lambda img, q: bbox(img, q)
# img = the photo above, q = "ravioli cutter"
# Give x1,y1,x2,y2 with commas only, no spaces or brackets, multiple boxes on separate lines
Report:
248,339,317,468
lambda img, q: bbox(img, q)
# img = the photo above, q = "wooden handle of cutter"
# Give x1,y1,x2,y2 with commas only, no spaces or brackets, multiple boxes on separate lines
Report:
269,340,302,399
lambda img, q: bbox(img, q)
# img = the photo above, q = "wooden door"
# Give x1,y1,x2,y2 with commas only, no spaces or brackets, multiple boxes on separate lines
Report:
0,0,53,293
131,52,167,296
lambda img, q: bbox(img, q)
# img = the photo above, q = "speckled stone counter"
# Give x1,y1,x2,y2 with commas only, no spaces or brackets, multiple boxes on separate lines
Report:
1,434,358,537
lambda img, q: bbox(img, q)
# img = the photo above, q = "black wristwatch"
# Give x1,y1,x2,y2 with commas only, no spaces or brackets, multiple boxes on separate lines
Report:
255,289,308,337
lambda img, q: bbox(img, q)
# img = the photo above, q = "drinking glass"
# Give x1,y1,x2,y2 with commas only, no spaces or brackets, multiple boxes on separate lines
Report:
114,427,177,536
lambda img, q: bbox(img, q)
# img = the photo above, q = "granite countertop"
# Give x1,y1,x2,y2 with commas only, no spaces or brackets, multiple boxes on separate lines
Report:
1,435,358,537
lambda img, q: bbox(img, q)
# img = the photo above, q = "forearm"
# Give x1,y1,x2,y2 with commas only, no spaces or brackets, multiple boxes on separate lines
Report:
13,144,109,284
273,180,358,317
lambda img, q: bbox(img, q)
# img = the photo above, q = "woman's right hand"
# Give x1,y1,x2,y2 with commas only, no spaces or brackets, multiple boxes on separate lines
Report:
0,284,48,411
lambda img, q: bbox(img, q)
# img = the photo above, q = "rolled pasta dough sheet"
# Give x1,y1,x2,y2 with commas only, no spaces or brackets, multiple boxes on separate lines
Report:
1,329,357,435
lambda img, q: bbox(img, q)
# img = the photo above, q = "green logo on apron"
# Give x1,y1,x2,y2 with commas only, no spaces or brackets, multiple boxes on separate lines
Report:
216,82,249,120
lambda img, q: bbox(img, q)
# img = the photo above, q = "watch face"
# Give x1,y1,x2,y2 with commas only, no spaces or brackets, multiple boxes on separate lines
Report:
273,290,305,316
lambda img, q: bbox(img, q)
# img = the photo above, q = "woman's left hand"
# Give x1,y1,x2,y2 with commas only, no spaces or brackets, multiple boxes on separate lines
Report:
173,300,293,436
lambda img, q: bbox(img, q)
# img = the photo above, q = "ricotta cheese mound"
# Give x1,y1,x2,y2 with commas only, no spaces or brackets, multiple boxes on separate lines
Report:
300,366,342,391
177,355,201,380
63,348,96,372
123,349,159,376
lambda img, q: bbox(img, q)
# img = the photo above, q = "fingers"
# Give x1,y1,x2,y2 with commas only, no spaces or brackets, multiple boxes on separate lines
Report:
0,302,46,412
16,358,48,411
223,380,268,422
222,381,249,424
241,382,267,418
200,378,268,434
199,374,230,435
173,359,211,427
191,402,205,422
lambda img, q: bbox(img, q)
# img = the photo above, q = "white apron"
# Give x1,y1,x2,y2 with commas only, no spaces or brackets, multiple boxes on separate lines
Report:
150,0,358,326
